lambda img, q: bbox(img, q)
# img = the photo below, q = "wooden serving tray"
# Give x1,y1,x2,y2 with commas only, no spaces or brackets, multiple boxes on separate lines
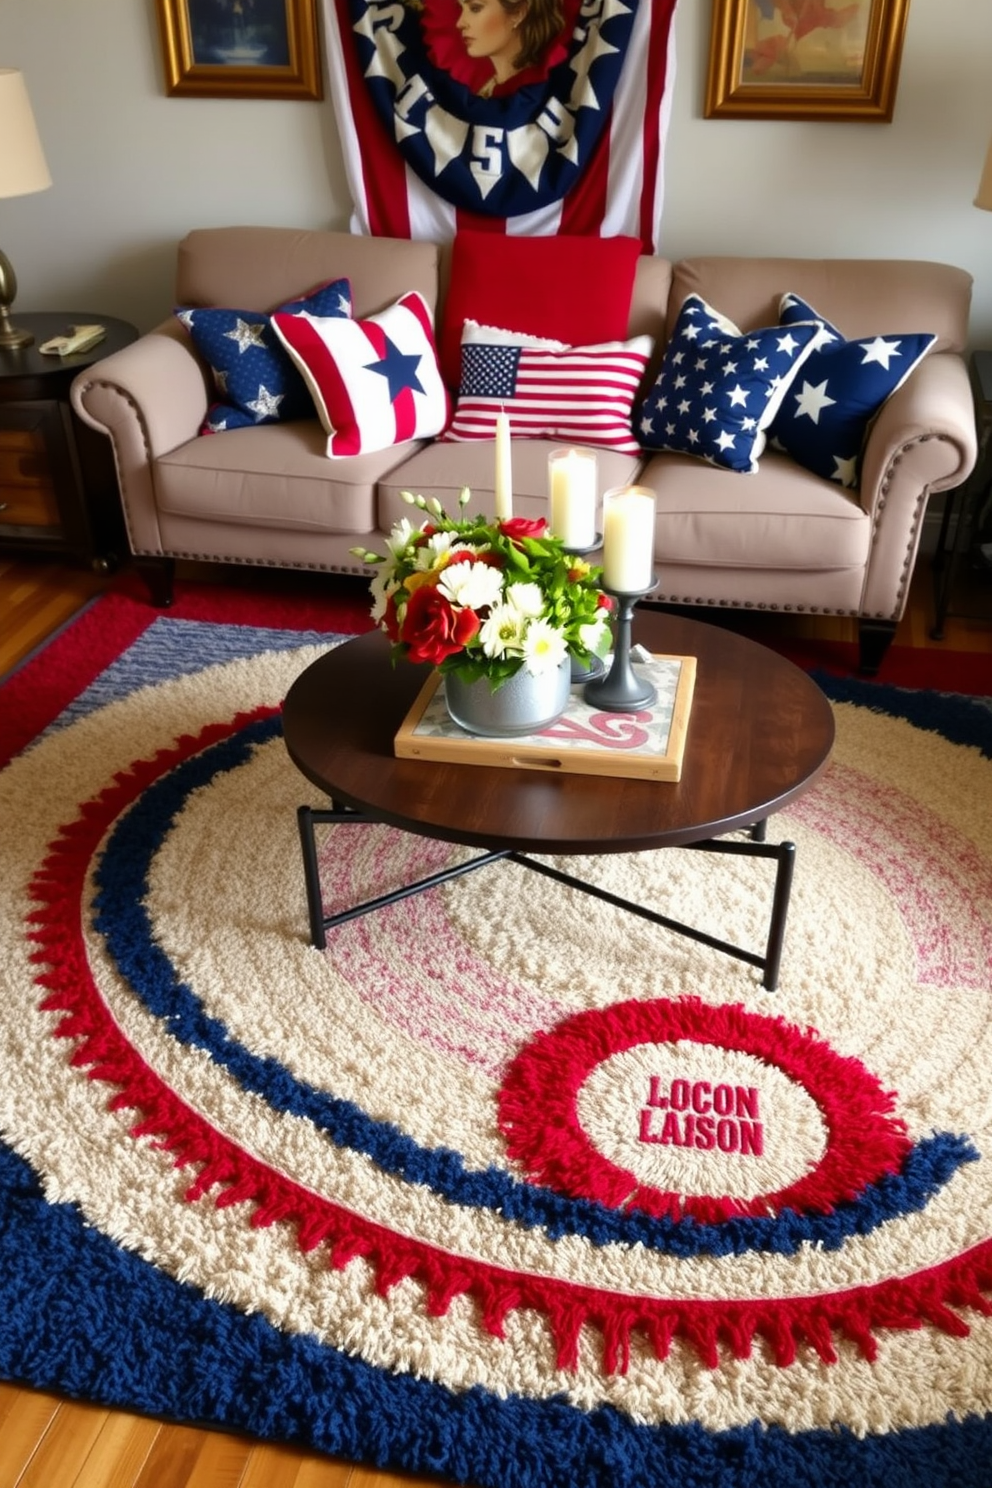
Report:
394,653,697,781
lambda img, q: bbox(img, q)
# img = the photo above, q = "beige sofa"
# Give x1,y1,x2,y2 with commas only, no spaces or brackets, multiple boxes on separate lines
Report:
71,226,977,672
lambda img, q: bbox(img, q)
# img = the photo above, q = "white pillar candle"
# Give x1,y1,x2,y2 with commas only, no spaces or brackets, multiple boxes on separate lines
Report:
494,409,512,520
548,447,597,549
601,486,656,592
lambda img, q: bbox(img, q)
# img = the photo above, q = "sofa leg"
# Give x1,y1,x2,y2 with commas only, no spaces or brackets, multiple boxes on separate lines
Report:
857,619,897,676
135,556,176,608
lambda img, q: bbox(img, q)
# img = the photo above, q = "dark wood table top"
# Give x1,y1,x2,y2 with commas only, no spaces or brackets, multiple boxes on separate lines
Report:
281,611,835,854
0,313,139,400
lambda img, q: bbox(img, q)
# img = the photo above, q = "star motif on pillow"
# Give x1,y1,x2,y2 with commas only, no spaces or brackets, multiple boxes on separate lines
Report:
368,339,426,402
860,336,905,370
245,386,285,420
794,380,837,423
225,319,269,354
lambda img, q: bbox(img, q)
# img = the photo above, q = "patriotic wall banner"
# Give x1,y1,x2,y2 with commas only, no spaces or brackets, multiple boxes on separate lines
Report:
319,0,679,246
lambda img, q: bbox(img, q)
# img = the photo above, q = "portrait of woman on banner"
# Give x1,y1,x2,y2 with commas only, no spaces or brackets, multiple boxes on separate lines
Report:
417,0,577,98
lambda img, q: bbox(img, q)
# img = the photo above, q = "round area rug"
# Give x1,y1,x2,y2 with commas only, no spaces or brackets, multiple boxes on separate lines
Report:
0,623,991,1487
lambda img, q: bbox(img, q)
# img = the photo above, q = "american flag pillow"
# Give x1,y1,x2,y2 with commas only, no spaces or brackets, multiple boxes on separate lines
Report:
271,291,450,459
442,322,653,455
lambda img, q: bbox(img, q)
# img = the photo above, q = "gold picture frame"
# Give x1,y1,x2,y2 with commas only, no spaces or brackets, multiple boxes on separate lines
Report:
156,0,323,100
705,0,909,122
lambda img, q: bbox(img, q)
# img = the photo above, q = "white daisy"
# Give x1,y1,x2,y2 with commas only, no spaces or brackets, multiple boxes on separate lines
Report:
386,518,422,561
439,560,505,613
479,603,527,659
506,581,544,619
522,619,567,675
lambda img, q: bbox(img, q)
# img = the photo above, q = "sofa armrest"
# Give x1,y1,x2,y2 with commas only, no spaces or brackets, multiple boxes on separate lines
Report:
860,352,977,512
70,320,212,557
71,318,210,456
858,351,978,619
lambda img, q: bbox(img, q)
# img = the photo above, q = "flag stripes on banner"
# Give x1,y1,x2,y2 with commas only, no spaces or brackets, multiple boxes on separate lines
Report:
319,0,679,247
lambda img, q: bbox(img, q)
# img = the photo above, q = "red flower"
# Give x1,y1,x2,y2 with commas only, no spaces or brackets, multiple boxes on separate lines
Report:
399,584,480,665
596,593,615,612
499,517,548,542
447,548,504,569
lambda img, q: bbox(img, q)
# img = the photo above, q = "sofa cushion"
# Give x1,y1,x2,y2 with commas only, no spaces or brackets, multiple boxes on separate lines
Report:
272,291,450,458
637,448,871,571
153,422,423,534
768,292,938,488
635,295,822,474
175,279,353,433
438,231,643,391
442,321,652,454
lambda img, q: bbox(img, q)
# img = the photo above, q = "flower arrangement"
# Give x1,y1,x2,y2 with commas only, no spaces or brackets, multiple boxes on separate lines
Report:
352,489,613,690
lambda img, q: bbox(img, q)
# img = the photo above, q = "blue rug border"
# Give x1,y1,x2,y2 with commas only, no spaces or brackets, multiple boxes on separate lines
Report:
2,1141,991,1488
811,669,992,756
1,627,991,1485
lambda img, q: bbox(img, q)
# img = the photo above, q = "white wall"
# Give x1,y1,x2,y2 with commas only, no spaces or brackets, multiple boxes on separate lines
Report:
1,0,990,341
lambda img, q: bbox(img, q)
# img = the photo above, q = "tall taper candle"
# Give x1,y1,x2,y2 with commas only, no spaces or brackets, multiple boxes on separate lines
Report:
494,409,513,519
602,486,656,591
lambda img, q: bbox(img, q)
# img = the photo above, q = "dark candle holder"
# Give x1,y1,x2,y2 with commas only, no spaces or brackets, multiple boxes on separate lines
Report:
583,579,658,711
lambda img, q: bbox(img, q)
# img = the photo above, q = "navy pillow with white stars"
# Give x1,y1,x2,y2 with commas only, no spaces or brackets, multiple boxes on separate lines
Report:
174,278,352,434
635,295,823,474
768,293,937,488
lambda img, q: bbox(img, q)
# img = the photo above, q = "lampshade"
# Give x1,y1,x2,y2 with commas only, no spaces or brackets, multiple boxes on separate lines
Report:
0,69,51,200
0,68,51,350
977,130,992,212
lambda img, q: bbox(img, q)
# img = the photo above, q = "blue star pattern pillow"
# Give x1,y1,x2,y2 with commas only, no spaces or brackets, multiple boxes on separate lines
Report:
768,293,937,488
635,295,822,474
175,278,353,434
271,291,450,458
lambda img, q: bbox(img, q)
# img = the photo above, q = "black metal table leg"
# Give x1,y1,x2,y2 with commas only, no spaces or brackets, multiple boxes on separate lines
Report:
762,841,796,992
298,803,511,949
298,805,797,990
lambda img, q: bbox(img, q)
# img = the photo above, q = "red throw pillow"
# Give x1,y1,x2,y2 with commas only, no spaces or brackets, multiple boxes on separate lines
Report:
438,232,643,393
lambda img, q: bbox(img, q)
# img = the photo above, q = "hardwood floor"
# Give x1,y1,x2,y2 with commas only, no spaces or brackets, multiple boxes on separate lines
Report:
0,549,989,1487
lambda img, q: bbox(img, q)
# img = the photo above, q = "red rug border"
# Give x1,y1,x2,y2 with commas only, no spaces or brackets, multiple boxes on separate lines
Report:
0,571,374,768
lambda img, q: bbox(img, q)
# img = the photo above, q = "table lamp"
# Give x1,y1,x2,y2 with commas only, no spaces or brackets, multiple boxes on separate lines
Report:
0,68,52,350
976,128,992,211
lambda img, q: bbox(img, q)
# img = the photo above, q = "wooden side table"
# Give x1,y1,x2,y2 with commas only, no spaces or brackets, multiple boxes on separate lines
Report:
931,349,992,638
0,312,139,571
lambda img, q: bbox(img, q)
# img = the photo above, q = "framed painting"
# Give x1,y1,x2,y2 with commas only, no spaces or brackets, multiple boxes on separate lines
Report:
156,0,323,100
704,0,910,121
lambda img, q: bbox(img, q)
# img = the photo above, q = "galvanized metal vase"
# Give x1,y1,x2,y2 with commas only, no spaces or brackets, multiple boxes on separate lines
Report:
444,659,571,738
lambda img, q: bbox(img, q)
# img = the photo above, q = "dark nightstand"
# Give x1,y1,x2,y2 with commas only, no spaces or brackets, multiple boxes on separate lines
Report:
0,312,139,570
931,349,992,638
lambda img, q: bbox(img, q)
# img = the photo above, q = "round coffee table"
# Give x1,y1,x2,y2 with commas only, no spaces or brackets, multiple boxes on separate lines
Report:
282,611,835,989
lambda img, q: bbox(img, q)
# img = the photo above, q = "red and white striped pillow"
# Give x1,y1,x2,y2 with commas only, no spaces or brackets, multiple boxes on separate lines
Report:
442,321,653,454
271,291,450,458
